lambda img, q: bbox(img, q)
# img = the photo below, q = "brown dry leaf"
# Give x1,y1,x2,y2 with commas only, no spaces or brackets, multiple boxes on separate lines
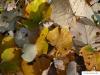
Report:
21,56,51,75
33,56,51,75
80,45,100,70
80,45,95,70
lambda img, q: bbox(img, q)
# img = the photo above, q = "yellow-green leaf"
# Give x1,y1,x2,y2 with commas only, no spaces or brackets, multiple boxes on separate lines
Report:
1,48,15,62
25,0,47,15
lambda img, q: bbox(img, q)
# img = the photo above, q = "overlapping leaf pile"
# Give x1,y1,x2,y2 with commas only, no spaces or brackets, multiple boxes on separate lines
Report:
0,0,100,75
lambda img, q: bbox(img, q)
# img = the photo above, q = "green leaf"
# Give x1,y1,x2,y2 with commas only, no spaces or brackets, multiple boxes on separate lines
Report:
0,58,20,72
84,45,94,52
0,48,21,72
23,2,50,30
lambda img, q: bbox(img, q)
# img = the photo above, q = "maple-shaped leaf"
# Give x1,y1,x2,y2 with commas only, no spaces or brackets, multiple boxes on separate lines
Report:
69,17,100,51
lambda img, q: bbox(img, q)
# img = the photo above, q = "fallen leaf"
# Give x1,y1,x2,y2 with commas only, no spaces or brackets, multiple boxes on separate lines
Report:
1,48,15,62
80,45,100,70
21,44,37,62
69,0,94,20
69,17,100,51
21,60,35,75
36,27,49,55
50,0,73,26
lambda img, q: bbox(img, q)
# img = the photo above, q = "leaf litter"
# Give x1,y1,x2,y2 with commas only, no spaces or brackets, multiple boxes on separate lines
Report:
0,0,100,75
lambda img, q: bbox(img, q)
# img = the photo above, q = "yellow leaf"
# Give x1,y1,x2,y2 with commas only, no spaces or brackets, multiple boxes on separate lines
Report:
39,27,49,38
1,48,15,62
56,28,72,50
21,60,35,75
47,27,73,58
25,0,47,15
36,27,49,55
47,27,59,46
47,27,72,49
